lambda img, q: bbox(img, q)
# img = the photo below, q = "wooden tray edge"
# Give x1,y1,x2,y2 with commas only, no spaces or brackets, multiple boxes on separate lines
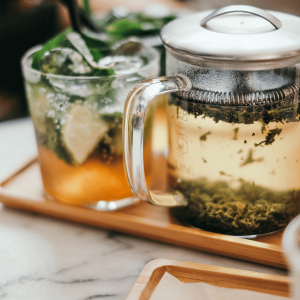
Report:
126,259,290,300
0,155,37,186
0,159,288,269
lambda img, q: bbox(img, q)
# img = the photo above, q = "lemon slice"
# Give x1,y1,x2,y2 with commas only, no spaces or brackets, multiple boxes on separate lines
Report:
62,103,108,164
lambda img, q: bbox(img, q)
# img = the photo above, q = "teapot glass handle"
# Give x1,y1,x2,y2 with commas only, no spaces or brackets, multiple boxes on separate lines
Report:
201,5,282,29
122,74,191,206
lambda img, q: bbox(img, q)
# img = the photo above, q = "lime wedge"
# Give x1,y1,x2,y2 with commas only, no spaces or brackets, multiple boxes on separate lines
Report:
62,103,108,164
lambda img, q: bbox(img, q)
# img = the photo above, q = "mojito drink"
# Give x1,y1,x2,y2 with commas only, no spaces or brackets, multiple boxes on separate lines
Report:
22,30,159,206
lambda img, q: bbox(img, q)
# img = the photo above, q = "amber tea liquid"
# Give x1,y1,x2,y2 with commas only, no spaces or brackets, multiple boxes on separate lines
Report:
167,95,300,235
38,138,152,205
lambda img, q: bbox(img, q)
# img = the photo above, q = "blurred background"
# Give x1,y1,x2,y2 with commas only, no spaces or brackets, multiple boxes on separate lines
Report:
0,0,299,121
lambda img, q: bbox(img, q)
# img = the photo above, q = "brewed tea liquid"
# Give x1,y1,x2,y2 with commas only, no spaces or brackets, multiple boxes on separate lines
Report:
167,95,300,235
35,108,154,206
38,139,152,205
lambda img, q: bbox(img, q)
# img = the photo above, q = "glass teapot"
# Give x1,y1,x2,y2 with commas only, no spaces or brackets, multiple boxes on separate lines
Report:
123,5,300,237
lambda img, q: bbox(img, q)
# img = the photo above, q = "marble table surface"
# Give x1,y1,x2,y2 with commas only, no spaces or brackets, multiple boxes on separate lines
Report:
0,118,288,300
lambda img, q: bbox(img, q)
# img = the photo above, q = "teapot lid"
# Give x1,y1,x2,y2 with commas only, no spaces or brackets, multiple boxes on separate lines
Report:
160,5,300,70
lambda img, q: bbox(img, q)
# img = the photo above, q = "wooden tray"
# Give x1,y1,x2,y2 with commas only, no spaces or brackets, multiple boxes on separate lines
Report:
126,259,290,300
0,157,287,269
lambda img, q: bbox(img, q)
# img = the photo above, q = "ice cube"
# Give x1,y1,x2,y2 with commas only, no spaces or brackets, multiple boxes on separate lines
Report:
98,55,144,75
39,48,92,76
48,74,114,97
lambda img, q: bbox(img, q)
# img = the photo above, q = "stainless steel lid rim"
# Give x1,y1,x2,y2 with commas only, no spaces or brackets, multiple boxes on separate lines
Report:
165,46,300,71
173,83,300,106
164,44,300,63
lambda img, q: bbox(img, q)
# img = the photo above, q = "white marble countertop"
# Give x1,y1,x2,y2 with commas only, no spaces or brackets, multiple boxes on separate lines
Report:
0,118,288,300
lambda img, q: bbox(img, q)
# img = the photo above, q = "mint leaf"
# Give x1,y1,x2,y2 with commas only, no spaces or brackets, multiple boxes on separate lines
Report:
89,48,103,62
104,13,176,39
31,28,73,70
92,68,115,76
81,34,110,49
105,19,143,38
80,33,111,60
33,29,114,76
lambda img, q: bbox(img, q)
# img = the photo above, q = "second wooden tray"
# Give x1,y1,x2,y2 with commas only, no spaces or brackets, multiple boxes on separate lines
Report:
126,259,290,300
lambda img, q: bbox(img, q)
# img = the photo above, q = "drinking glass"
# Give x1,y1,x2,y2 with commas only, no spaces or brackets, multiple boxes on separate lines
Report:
21,45,159,209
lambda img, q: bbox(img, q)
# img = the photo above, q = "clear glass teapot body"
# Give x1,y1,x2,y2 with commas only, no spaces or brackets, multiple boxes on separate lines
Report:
165,53,300,236
123,48,300,237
